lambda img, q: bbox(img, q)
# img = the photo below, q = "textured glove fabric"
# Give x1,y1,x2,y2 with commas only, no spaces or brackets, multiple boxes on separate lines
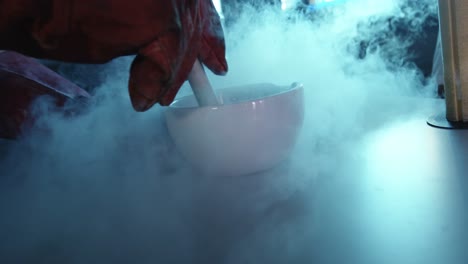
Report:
0,0,228,111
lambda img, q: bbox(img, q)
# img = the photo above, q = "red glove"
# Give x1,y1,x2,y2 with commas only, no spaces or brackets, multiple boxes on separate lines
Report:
0,0,228,111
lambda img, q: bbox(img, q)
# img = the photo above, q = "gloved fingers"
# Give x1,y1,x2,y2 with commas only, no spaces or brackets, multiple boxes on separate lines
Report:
128,3,205,110
128,0,228,111
128,53,166,112
198,0,228,76
128,36,201,110
128,30,181,111
199,33,228,76
159,46,200,106
128,34,198,110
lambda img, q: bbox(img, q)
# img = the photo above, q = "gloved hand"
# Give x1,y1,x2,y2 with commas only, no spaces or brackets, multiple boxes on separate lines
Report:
0,0,228,111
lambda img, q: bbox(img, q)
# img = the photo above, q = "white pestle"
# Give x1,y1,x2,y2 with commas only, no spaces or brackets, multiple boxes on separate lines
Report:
188,59,221,107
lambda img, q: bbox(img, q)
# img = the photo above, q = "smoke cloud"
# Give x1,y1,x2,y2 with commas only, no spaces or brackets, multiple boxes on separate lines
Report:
0,0,441,263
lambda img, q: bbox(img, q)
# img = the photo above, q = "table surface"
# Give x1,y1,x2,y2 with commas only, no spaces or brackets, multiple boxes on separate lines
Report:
1,97,467,264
